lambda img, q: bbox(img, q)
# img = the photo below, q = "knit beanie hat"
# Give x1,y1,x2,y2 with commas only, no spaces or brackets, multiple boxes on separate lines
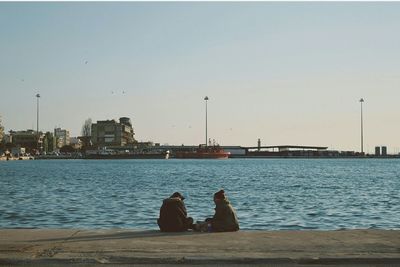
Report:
214,189,226,200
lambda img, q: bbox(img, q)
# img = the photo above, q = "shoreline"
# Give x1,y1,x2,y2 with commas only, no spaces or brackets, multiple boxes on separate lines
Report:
2,157,400,162
1,229,399,266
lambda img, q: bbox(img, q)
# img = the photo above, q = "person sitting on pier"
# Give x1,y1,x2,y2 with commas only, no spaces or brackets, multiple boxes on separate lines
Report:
157,192,194,232
205,189,239,232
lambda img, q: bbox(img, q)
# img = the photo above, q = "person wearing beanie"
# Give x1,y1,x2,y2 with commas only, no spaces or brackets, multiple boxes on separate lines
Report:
157,192,194,232
206,189,239,232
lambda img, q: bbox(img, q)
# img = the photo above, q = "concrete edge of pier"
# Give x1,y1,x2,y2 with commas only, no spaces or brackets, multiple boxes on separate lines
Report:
0,229,399,266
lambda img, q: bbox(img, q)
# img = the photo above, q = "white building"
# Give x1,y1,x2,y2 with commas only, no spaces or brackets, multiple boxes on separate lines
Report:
54,128,70,148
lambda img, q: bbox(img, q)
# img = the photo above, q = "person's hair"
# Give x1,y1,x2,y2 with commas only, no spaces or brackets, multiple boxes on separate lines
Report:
214,189,226,200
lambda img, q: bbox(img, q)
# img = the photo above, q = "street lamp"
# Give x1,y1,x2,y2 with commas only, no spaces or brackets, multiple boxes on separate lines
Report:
36,93,40,134
204,96,209,147
360,98,364,155
36,93,40,152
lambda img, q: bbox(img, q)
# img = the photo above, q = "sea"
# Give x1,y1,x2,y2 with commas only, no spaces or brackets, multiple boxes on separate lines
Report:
0,158,399,230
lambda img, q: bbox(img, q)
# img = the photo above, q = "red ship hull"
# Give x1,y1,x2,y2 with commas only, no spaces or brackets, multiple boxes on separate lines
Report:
174,147,230,159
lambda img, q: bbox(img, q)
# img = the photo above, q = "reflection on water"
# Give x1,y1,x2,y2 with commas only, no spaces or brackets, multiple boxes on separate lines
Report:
0,159,399,230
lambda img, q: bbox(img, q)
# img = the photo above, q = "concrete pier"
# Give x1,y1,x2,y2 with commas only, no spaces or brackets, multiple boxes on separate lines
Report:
0,229,399,266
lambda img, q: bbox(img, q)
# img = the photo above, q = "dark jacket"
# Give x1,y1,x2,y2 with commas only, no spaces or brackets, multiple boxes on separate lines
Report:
211,198,239,232
157,197,190,232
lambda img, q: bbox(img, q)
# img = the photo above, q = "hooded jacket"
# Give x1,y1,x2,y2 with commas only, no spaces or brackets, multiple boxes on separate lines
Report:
211,198,239,232
157,197,189,232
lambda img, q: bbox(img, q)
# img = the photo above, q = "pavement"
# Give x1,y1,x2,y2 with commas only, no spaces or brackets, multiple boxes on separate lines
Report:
0,229,399,266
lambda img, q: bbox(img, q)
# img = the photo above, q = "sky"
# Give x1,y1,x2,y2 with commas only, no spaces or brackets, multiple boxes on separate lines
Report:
0,2,399,152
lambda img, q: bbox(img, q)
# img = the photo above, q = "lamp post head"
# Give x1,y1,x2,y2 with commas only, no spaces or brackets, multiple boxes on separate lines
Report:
36,93,40,98
359,98,364,103
204,96,209,101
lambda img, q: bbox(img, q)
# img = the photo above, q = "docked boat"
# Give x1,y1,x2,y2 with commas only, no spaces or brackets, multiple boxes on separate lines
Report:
174,144,230,159
173,96,230,159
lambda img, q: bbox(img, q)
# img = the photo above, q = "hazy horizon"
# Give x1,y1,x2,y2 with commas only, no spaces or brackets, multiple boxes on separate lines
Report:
1,2,400,153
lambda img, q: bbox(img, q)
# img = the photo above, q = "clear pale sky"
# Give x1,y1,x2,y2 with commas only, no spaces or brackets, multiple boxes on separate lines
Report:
1,2,399,152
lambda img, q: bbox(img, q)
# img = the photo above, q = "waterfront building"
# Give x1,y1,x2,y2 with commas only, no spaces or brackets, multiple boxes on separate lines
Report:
1,134,12,145
54,128,70,148
9,130,44,152
375,146,381,156
382,146,387,156
77,136,91,150
91,117,135,147
43,132,55,153
69,137,82,150
11,147,25,157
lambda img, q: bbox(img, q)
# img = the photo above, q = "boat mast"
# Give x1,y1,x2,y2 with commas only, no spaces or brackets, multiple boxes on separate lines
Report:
204,96,209,147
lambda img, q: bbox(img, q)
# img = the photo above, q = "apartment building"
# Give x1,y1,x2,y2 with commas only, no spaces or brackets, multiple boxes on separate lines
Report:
91,117,135,147
54,128,70,148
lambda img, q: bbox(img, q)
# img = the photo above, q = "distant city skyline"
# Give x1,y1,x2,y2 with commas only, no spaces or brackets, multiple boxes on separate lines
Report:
1,2,400,153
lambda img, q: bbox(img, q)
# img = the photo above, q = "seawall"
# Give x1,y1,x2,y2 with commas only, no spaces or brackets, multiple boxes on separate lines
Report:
0,229,399,266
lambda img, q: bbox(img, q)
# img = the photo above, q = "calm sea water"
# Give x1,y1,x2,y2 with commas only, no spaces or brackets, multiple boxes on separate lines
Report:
0,159,399,230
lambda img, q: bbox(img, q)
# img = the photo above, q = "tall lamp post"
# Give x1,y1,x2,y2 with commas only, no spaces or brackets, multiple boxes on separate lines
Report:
36,93,40,134
360,98,364,155
204,96,209,147
36,93,40,151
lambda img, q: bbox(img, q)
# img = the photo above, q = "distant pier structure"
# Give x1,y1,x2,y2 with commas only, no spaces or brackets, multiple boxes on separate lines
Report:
143,144,397,158
244,145,330,157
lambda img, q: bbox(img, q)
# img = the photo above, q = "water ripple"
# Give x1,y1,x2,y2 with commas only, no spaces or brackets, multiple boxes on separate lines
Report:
0,158,399,230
